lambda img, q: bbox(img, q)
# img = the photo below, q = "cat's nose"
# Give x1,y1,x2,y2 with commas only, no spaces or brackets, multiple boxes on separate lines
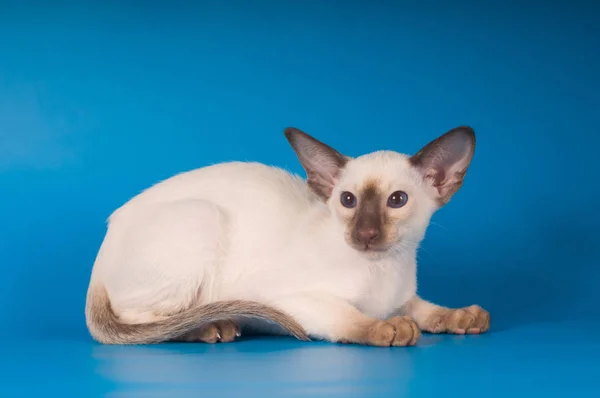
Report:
358,227,379,243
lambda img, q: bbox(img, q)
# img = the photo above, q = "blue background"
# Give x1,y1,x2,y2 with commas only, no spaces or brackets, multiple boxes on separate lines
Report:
1,0,598,396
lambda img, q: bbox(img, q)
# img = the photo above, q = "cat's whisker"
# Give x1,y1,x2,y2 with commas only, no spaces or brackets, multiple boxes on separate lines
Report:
429,221,449,231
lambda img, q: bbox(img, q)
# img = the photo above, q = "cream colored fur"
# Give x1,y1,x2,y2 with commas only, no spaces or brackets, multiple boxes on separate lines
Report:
85,126,488,345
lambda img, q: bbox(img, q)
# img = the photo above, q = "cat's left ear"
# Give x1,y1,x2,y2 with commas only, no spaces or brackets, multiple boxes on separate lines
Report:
409,126,476,205
284,127,348,201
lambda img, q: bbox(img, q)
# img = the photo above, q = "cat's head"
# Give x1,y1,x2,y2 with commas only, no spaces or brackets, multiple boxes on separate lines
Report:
285,126,475,256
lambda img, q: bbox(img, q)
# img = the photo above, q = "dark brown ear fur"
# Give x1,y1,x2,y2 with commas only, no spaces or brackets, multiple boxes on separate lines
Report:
284,127,347,200
409,126,476,205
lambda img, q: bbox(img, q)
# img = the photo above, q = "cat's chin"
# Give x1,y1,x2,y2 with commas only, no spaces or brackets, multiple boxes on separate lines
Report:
360,248,390,261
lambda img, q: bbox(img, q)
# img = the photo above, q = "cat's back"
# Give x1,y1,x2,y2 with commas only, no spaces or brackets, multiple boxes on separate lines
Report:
110,161,313,220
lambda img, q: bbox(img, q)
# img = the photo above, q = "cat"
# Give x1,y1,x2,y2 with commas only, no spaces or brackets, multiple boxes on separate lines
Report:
85,125,490,346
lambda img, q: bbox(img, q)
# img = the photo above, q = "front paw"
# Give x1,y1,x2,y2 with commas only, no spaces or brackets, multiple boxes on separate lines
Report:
423,305,490,335
364,316,421,347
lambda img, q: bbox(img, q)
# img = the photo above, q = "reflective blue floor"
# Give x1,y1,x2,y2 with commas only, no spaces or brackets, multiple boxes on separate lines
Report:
3,321,598,397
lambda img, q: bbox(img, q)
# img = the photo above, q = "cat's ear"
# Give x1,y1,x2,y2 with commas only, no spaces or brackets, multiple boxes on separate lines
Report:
284,127,348,200
409,126,476,205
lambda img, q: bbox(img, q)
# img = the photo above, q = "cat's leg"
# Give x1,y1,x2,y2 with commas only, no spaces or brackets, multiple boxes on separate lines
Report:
400,295,490,334
273,293,420,346
99,199,241,343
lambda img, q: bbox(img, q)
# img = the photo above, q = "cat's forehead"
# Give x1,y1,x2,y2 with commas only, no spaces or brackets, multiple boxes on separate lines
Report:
341,150,421,192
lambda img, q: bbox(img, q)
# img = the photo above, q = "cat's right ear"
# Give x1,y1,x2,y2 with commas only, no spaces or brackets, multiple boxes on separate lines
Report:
284,127,348,201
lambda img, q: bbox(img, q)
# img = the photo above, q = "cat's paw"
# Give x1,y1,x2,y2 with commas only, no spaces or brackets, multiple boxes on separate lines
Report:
363,316,420,347
423,305,490,334
387,316,421,346
178,320,241,343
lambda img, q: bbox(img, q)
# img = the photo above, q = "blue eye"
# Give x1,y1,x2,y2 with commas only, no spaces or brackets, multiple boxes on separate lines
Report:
387,191,408,208
340,191,357,208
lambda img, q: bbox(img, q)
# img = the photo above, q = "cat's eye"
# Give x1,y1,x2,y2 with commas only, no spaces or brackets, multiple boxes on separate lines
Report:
340,191,357,208
387,191,408,208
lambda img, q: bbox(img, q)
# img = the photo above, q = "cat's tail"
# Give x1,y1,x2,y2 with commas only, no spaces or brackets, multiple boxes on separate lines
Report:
85,283,310,344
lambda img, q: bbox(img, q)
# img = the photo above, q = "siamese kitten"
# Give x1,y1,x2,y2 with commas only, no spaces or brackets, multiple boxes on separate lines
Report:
85,126,490,346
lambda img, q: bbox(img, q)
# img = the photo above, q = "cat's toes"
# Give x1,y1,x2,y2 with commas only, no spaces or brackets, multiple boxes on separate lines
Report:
195,323,222,343
446,305,490,334
214,320,241,343
364,320,397,346
387,316,421,346
423,305,490,335
177,320,241,343
360,317,420,347
179,324,220,343
463,305,490,334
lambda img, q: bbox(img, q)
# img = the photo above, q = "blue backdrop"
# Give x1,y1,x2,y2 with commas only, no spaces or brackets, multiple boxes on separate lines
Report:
1,1,598,396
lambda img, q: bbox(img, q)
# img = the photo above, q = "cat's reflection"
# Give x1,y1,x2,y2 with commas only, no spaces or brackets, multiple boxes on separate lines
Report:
92,337,417,397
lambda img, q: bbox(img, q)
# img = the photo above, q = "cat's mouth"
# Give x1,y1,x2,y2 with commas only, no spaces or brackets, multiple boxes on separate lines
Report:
354,242,391,253
348,237,400,254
